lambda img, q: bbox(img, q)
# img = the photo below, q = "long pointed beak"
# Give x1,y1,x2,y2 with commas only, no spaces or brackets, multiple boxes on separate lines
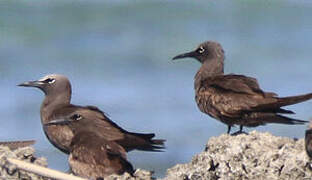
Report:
17,80,43,87
44,119,69,126
172,51,197,60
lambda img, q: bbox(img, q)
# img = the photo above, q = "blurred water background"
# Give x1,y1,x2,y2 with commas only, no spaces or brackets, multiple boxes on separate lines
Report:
1,0,312,177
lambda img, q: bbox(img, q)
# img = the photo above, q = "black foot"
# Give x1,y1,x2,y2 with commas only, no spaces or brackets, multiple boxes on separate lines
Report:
230,125,248,136
230,130,248,136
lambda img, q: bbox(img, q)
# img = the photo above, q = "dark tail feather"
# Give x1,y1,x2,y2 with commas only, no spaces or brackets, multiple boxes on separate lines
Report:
245,113,308,127
275,93,312,108
262,115,308,125
138,139,166,152
274,108,294,114
123,132,166,152
255,93,312,111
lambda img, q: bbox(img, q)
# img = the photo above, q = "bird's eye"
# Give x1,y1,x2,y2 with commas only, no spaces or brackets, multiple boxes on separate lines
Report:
71,114,82,121
197,46,205,54
43,78,55,84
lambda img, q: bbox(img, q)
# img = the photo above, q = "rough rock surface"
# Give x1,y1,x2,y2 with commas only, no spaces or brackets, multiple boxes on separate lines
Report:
0,145,48,180
164,131,312,180
2,131,311,180
0,144,154,180
106,169,154,180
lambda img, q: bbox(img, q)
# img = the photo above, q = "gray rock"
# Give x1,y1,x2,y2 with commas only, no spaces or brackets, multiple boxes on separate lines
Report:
106,169,154,180
0,143,154,180
164,131,312,180
0,145,48,180
2,131,310,180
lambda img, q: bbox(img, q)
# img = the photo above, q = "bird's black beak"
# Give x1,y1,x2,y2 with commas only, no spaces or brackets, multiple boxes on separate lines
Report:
18,80,43,88
44,119,70,126
172,51,197,60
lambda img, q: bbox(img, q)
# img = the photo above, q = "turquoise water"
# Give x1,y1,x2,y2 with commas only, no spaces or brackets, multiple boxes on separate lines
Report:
1,0,312,177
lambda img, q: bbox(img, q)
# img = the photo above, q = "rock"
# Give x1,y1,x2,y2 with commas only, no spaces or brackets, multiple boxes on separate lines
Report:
0,145,48,180
0,143,154,180
164,131,312,180
2,131,310,180
106,169,154,180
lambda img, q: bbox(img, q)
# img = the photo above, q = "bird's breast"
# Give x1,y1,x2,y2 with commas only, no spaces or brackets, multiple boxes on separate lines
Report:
43,125,73,153
195,88,221,119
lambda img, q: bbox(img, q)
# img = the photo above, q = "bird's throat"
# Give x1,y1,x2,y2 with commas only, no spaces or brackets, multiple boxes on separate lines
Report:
40,94,71,123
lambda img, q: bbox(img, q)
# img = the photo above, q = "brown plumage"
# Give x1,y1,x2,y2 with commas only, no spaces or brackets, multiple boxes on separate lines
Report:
0,140,35,150
305,121,312,159
19,74,165,154
173,41,311,134
45,113,134,179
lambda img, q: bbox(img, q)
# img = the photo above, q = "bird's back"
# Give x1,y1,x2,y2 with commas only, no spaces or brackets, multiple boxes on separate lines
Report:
194,73,309,127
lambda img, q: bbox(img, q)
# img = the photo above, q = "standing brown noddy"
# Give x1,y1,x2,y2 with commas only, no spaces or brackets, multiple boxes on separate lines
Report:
0,140,35,150
45,113,134,179
18,74,165,154
173,41,311,134
305,120,312,159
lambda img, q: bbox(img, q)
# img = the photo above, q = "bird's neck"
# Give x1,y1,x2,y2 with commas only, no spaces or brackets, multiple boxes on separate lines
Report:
203,58,224,75
40,93,71,123
195,58,224,78
195,58,224,90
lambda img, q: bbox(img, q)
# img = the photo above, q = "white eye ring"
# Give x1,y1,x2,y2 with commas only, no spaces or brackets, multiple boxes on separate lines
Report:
72,114,82,121
76,115,82,120
48,79,55,84
198,46,205,54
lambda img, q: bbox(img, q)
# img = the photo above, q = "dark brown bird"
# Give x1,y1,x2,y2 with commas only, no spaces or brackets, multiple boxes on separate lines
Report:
305,121,312,159
45,112,134,179
173,41,311,134
18,74,165,154
0,140,35,150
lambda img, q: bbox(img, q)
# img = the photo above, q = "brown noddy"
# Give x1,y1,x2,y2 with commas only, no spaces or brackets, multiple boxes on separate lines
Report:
45,113,134,179
0,140,35,150
19,74,165,154
173,41,311,134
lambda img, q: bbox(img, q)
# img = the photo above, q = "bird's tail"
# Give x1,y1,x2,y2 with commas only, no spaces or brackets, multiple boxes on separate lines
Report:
120,132,165,152
265,115,308,125
276,93,312,107
256,93,312,110
270,93,312,108
246,113,308,127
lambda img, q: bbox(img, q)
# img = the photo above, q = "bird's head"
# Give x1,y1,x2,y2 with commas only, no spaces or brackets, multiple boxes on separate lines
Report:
172,41,225,63
18,74,71,96
44,113,83,127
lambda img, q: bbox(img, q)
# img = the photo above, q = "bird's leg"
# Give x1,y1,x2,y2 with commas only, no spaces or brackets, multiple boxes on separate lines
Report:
227,126,231,134
239,125,248,135
231,125,248,136
239,125,243,133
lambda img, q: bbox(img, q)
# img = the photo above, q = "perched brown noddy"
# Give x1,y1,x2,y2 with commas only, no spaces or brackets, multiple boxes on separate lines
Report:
0,140,35,150
18,74,165,154
45,113,134,179
173,41,311,134
305,121,312,159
